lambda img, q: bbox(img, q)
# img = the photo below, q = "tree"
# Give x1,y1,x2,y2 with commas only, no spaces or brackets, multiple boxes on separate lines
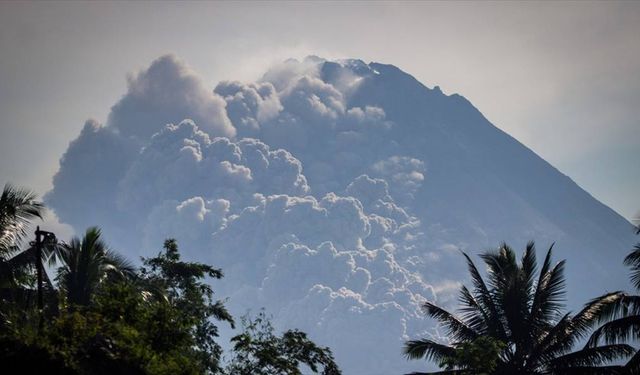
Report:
621,220,640,290
139,238,235,374
0,184,44,288
404,242,634,374
0,181,340,374
0,184,54,334
224,310,341,375
56,227,134,307
1,238,237,375
435,336,506,375
0,184,44,254
583,223,640,374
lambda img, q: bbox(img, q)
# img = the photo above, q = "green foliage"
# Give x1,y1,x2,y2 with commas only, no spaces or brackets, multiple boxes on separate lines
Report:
439,336,505,374
623,220,640,290
0,184,341,375
91,281,202,375
1,237,236,374
1,307,145,374
0,183,44,255
0,184,44,291
0,335,74,374
224,311,341,375
139,239,235,373
0,230,340,375
56,227,134,308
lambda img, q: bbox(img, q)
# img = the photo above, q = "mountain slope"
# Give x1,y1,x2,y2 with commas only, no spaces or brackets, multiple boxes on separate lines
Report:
349,61,634,291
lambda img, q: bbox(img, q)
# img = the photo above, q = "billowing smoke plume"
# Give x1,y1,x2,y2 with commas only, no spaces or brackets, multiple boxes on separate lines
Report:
47,55,635,374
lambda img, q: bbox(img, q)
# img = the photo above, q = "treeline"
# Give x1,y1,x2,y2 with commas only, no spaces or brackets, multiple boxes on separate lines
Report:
0,184,340,375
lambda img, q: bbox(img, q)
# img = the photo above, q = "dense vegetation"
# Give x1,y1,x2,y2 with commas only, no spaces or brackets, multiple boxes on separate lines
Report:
0,184,340,375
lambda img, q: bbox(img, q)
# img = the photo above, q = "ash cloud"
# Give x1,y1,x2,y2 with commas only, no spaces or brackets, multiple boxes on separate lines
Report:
46,55,635,374
47,55,440,374
110,55,235,141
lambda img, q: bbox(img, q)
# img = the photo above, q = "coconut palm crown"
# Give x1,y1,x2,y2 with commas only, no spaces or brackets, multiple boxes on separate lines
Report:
404,242,634,374
56,226,134,307
582,225,640,374
0,183,54,294
0,184,44,257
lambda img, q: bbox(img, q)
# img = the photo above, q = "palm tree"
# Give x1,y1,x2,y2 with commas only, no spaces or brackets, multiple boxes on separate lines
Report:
0,184,62,332
0,184,44,253
621,219,640,290
56,227,134,307
583,224,640,374
404,242,634,374
0,184,44,287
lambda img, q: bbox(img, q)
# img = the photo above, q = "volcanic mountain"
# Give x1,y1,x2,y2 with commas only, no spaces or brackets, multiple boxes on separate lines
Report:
47,56,636,374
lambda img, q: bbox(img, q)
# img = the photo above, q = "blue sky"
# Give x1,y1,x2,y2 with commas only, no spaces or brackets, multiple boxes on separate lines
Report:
0,1,638,221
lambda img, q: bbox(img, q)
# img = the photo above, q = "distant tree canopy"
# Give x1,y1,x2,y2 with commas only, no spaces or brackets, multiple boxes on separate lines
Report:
0,183,341,375
224,310,340,375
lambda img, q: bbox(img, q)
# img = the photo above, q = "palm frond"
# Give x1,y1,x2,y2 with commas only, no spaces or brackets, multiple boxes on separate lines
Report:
0,184,44,254
587,315,640,347
550,366,624,375
461,252,506,339
599,295,640,324
573,292,627,339
533,292,627,367
530,250,566,330
482,244,529,348
550,344,634,368
458,285,490,334
625,244,640,290
622,349,640,375
6,246,36,269
104,249,136,278
403,339,456,362
528,312,574,367
56,227,134,307
43,242,64,267
405,371,471,375
423,302,479,341
521,241,538,295
480,244,516,292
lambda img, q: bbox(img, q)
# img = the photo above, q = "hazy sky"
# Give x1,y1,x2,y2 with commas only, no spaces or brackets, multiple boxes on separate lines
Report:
0,1,638,221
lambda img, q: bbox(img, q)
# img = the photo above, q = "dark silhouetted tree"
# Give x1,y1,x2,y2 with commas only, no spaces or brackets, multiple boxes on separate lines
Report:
225,310,341,375
584,223,640,374
404,242,634,374
56,227,134,307
139,238,235,373
0,184,44,288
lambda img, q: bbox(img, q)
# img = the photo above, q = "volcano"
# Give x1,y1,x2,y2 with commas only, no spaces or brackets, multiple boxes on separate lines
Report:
47,56,636,374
